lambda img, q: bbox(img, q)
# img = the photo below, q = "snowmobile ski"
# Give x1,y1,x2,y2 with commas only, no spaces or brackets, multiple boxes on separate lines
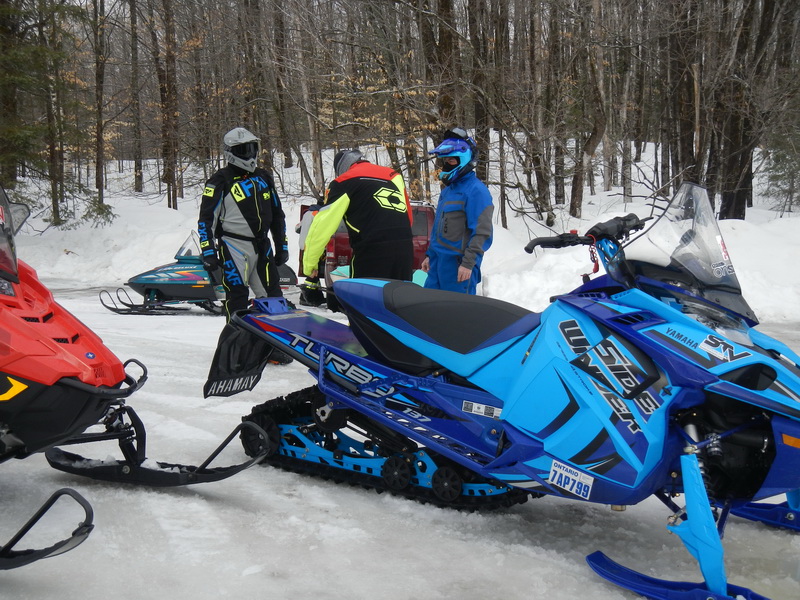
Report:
242,386,530,510
46,409,269,487
585,552,769,600
1,488,94,570
99,287,220,315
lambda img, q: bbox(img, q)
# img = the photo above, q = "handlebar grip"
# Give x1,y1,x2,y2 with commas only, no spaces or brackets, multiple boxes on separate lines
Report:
525,237,561,253
525,233,593,253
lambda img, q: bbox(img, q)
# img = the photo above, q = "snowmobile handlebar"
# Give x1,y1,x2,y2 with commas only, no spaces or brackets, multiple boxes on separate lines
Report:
525,232,594,253
525,214,650,254
585,213,649,241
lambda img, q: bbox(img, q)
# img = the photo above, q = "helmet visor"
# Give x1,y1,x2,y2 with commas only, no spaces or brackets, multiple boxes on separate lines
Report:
430,138,471,157
437,156,460,172
230,141,259,160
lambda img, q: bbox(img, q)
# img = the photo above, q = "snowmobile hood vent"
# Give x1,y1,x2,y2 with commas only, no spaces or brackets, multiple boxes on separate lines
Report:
612,312,649,326
21,311,54,323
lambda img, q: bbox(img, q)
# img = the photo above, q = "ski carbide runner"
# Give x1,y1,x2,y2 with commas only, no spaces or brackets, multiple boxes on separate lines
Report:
242,386,531,510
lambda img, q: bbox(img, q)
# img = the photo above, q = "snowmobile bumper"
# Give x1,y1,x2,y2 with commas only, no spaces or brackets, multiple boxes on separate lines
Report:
0,488,93,570
45,419,269,487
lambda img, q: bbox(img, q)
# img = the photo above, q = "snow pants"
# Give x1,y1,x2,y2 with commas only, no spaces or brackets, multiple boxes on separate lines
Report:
423,252,481,295
219,236,281,321
351,239,413,281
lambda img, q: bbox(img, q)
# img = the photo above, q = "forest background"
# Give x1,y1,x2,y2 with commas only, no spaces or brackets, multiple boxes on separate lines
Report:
2,0,799,229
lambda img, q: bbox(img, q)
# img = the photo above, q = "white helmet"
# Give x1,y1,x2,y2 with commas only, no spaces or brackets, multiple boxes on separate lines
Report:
223,127,260,172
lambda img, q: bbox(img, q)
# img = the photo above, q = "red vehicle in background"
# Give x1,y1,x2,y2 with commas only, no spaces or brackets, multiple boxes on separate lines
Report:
298,201,435,291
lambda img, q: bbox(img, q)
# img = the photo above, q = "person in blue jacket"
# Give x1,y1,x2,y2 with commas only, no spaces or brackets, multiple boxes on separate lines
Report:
421,127,493,294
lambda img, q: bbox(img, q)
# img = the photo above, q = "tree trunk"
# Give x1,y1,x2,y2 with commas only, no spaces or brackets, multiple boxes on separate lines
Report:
569,52,606,218
161,0,179,208
93,0,106,204
130,0,143,193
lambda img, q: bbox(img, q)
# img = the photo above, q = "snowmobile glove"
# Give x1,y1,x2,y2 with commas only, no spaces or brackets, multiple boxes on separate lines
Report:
202,253,221,272
275,249,289,266
274,236,289,266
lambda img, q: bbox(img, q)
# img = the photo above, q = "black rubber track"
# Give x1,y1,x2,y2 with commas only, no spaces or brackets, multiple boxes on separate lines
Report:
242,386,533,511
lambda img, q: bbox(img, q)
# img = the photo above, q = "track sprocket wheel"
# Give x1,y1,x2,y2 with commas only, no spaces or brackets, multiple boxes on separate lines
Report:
431,466,463,503
382,455,412,491
241,414,281,458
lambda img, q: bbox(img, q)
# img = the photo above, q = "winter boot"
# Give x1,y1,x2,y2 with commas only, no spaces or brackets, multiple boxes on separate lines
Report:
267,347,293,366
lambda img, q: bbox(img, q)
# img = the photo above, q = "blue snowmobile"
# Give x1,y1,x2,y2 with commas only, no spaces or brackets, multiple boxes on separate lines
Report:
206,183,800,599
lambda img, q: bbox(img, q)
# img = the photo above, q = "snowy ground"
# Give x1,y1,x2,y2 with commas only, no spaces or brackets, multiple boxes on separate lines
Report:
3,178,800,599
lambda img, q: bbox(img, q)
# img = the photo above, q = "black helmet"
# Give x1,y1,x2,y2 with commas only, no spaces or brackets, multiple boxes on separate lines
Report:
333,149,364,177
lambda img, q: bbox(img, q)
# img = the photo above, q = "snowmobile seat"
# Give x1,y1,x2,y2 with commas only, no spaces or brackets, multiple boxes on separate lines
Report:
337,280,540,376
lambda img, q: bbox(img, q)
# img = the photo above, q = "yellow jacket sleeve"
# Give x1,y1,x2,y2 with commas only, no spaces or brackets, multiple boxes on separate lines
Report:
302,194,351,275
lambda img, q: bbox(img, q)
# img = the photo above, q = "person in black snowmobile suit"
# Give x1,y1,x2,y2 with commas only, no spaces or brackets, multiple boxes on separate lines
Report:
198,127,291,364
302,149,414,286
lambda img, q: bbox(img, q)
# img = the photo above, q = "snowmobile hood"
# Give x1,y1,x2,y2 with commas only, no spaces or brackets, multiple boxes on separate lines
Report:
0,260,125,388
333,278,540,377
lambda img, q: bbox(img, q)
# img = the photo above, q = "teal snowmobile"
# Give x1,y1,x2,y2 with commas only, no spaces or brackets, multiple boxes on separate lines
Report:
100,231,298,315
206,183,800,599
0,186,268,569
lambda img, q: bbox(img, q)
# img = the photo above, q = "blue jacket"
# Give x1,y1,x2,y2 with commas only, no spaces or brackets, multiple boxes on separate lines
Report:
427,171,493,270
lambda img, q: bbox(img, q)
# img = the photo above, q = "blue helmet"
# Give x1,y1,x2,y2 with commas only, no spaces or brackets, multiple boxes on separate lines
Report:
429,127,477,184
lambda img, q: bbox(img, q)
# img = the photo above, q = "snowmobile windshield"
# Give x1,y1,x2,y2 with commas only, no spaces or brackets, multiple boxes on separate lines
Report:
175,232,203,259
611,182,756,324
0,186,29,286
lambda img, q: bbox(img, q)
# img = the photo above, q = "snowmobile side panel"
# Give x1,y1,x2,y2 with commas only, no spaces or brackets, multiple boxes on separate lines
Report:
127,262,216,300
748,414,800,500
0,375,110,459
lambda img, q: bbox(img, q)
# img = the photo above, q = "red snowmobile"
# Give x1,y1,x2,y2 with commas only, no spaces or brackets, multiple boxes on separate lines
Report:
0,186,267,569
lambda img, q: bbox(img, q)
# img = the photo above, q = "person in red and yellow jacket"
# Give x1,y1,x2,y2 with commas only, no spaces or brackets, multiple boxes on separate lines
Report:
302,149,413,285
